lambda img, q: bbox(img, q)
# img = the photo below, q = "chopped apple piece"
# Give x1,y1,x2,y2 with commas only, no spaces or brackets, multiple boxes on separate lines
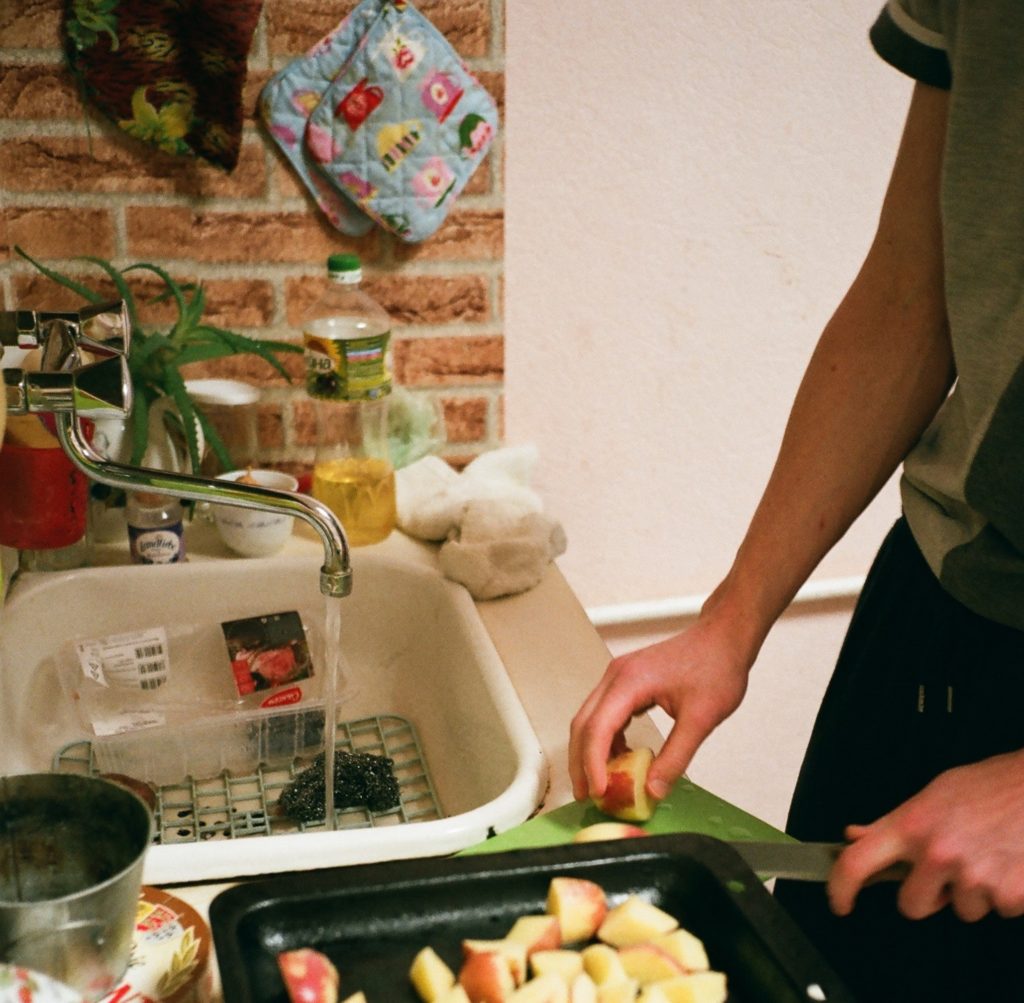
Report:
597,897,678,948
459,950,516,1003
438,988,472,1003
411,946,457,1002
617,944,685,985
464,940,529,986
595,979,640,1003
572,823,649,844
580,944,628,986
509,973,570,1003
341,995,367,1003
507,915,563,956
547,877,608,944
652,973,727,1003
594,748,660,822
530,949,585,982
278,947,340,1003
636,987,672,1003
568,972,598,1003
651,930,709,974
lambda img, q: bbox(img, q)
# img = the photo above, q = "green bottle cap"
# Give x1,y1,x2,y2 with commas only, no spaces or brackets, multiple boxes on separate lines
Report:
327,253,361,275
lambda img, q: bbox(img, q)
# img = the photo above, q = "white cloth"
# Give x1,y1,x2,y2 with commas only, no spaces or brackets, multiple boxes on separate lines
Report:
396,445,567,599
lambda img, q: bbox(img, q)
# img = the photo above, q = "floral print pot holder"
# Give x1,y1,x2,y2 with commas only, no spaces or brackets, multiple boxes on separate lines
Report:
64,0,264,171
260,0,498,242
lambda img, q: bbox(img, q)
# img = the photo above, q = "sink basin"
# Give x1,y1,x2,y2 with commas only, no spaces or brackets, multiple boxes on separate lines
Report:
0,550,547,884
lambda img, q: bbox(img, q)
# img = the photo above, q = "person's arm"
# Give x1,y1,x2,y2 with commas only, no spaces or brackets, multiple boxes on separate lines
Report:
569,81,955,802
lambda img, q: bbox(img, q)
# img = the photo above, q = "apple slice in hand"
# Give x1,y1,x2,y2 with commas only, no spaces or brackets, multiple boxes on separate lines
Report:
593,747,660,822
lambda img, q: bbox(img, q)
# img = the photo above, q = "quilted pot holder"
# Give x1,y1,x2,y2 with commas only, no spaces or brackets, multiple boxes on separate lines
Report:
261,0,498,242
259,1,382,236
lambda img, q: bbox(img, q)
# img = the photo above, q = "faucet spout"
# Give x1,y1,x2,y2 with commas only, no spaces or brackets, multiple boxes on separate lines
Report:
54,415,353,598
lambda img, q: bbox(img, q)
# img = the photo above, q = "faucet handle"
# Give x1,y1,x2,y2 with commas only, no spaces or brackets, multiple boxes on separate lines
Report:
0,310,46,350
0,300,129,357
76,300,131,359
4,356,132,419
2,300,132,419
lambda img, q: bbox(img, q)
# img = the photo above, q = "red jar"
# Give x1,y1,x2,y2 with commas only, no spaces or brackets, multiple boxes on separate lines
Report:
0,417,88,549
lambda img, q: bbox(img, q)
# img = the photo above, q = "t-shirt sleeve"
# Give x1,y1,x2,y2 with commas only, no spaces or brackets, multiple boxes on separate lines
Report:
870,0,952,89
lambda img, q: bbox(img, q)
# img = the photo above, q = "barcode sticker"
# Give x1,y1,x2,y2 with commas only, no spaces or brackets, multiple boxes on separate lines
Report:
75,627,170,690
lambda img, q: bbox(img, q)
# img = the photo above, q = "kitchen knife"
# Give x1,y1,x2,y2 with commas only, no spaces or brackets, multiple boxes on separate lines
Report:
730,840,910,883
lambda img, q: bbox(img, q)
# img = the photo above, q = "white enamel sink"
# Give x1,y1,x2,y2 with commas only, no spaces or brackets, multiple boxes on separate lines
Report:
0,550,547,884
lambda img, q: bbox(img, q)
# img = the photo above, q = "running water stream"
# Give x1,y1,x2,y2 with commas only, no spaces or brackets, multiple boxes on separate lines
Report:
321,597,343,830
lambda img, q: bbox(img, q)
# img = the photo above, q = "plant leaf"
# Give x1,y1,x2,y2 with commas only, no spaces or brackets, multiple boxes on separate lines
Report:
180,281,206,332
195,408,236,473
163,368,204,475
191,325,298,379
123,262,188,325
128,390,151,466
129,330,175,368
170,342,238,367
13,246,105,303
77,255,142,331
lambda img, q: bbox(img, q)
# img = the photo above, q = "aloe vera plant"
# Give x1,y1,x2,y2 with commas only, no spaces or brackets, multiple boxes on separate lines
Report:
15,246,300,475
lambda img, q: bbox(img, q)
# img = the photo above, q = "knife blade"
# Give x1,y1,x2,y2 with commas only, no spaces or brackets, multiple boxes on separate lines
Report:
728,840,910,883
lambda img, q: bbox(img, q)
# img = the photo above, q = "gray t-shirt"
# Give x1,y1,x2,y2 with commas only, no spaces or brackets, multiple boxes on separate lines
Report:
872,0,1024,629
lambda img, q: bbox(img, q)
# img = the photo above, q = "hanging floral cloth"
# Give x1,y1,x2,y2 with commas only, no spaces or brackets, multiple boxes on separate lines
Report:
64,0,263,171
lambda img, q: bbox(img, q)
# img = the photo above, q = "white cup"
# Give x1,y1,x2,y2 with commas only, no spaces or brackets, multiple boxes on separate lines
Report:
213,469,299,557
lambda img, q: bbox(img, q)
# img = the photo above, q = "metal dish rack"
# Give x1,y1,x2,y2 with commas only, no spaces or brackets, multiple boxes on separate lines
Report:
54,713,442,846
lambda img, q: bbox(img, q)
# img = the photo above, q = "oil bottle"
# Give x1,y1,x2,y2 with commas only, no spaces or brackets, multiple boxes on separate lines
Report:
302,254,396,547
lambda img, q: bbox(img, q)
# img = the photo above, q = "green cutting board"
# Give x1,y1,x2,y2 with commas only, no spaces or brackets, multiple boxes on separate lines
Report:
459,778,789,855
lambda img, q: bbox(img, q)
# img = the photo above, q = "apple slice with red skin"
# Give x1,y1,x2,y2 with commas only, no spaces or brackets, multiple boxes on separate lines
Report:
546,877,608,944
278,948,340,1003
593,747,659,822
459,950,516,1003
572,822,649,844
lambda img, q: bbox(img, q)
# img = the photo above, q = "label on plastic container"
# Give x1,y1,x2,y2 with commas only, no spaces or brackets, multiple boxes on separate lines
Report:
90,709,167,737
220,610,313,700
76,627,170,690
303,329,391,401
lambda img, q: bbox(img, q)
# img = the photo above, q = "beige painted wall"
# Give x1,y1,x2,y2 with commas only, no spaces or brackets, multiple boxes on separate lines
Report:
504,2,914,827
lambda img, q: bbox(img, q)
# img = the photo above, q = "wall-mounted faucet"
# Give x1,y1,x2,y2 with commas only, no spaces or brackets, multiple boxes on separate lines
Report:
1,301,352,598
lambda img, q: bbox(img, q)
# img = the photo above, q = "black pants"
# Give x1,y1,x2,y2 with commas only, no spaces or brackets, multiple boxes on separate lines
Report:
775,517,1024,1002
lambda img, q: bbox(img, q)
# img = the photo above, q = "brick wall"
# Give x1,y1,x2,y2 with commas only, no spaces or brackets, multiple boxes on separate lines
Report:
0,0,506,473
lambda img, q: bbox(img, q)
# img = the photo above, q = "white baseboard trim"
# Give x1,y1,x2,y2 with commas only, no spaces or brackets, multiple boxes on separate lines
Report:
586,575,865,629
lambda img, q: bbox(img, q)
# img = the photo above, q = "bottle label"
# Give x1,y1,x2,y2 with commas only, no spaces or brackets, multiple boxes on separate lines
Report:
303,330,391,401
129,523,185,564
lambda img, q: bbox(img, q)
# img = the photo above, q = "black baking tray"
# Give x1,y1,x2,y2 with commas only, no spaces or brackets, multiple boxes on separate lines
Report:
210,833,857,1003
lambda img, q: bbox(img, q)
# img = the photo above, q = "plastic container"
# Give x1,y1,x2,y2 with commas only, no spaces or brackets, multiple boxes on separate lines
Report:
88,701,330,787
302,254,397,547
57,608,341,786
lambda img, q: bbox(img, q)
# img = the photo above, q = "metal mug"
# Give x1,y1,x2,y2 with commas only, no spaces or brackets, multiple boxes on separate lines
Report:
0,773,153,1001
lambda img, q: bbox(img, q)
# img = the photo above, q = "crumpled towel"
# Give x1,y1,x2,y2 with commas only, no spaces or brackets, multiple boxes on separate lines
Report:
396,445,567,600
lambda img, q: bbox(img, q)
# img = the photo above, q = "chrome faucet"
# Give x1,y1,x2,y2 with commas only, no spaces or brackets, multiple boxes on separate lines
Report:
1,301,352,597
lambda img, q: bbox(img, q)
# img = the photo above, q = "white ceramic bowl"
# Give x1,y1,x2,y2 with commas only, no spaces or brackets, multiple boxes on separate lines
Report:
213,469,299,557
